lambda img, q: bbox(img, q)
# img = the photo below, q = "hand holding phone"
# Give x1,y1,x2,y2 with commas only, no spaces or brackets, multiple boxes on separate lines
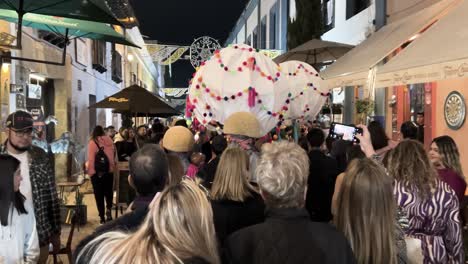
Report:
329,123,363,143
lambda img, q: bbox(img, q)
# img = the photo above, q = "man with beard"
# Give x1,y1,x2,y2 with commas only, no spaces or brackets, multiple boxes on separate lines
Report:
1,111,61,264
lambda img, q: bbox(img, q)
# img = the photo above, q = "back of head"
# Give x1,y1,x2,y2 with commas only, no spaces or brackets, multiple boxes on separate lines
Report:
92,125,105,140
162,126,195,153
174,119,188,128
368,121,389,150
400,121,418,140
331,140,352,172
346,145,366,164
387,140,437,198
211,135,228,155
80,180,219,264
256,142,309,208
150,180,219,263
211,147,252,201
335,159,397,264
151,123,165,134
432,135,464,179
307,128,325,148
0,154,23,226
129,145,168,196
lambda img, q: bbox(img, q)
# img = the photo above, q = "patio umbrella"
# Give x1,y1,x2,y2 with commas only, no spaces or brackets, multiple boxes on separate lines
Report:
0,0,122,49
0,9,138,47
274,39,353,67
89,84,180,117
0,9,138,65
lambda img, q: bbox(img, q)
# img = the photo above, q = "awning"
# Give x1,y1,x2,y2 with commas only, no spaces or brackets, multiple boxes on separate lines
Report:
376,0,468,87
320,0,458,88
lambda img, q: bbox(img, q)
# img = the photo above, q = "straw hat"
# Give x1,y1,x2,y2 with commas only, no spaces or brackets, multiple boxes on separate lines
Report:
162,126,195,152
223,112,262,138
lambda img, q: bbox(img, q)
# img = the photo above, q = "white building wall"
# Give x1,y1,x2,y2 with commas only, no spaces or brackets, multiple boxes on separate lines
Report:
246,7,258,43
237,25,246,44
322,0,376,45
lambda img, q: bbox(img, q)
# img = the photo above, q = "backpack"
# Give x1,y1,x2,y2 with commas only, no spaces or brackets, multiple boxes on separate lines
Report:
94,139,110,175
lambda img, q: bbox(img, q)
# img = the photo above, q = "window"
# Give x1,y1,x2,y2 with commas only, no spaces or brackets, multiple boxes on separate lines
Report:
246,35,252,46
269,5,277,49
92,40,107,73
260,17,267,49
111,44,123,83
77,80,82,91
346,0,370,19
323,0,335,29
252,26,258,48
38,30,67,48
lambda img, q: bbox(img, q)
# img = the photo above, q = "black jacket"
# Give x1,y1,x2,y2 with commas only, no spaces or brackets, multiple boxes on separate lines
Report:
73,197,151,263
306,149,340,222
211,192,265,245
224,208,356,264
198,156,221,189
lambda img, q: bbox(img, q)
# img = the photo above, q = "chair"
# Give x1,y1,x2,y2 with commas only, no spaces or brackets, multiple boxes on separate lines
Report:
49,213,77,264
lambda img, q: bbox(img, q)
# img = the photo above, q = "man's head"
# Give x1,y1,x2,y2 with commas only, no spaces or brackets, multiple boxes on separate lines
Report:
129,144,168,196
5,111,34,153
106,126,116,138
416,112,424,126
174,119,188,128
211,135,228,156
256,142,309,208
137,125,147,137
400,121,418,140
307,128,325,148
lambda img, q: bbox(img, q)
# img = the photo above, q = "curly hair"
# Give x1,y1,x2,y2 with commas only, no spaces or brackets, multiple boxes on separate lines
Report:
387,140,438,198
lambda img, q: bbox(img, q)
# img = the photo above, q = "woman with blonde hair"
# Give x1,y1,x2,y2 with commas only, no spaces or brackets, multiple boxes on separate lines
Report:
357,129,463,263
429,135,466,202
210,146,264,245
334,158,406,264
76,180,220,264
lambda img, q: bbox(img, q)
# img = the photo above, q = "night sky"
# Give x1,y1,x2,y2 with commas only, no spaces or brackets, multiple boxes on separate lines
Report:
131,0,249,87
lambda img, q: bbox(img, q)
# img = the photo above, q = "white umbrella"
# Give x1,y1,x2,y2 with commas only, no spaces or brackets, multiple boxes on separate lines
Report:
274,39,353,66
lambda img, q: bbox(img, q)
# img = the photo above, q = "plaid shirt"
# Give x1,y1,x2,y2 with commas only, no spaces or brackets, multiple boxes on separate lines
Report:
1,143,61,246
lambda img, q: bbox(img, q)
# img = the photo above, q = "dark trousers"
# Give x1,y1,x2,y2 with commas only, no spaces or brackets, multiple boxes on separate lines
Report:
91,173,114,220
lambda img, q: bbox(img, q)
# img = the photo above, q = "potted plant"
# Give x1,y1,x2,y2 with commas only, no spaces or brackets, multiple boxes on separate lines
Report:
355,98,375,124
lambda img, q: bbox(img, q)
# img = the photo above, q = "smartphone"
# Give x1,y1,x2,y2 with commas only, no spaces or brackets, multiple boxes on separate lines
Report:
329,123,363,143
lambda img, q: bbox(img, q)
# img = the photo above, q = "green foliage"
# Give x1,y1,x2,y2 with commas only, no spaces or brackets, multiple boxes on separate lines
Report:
288,0,325,50
355,98,375,114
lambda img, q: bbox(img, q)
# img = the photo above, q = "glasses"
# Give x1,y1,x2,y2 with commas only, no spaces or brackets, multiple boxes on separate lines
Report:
11,128,33,137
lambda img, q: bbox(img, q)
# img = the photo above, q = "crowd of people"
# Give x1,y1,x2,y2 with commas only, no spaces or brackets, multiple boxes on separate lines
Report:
0,109,466,263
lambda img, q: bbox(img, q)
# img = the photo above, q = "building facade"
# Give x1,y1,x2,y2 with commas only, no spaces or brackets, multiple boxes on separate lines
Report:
0,21,160,180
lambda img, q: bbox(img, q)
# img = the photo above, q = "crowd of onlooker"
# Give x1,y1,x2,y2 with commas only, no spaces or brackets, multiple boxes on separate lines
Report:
1,110,466,263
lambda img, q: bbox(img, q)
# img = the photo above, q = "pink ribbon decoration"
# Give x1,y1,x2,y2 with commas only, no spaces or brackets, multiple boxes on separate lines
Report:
248,87,256,108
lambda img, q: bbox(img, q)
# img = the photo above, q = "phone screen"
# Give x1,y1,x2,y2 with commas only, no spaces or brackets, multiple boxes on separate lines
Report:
330,123,363,142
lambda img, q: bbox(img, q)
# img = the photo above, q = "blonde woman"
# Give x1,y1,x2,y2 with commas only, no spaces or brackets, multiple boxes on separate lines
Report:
429,136,467,202
334,158,406,264
210,147,265,245
76,180,220,264
225,142,355,264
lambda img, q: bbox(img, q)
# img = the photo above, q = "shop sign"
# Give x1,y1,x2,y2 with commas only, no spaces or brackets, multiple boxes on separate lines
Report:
444,91,466,130
28,84,42,99
10,84,24,94
109,97,128,103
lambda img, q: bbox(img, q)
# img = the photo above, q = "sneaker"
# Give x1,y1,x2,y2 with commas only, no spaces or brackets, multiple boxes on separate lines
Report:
106,209,113,221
